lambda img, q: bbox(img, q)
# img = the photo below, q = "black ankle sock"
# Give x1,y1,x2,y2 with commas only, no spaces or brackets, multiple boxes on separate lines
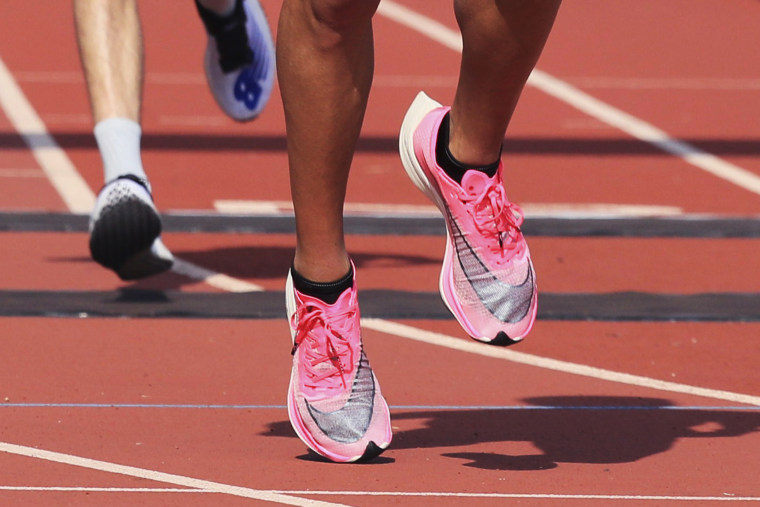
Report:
195,0,241,32
435,112,500,185
291,265,354,305
195,0,253,72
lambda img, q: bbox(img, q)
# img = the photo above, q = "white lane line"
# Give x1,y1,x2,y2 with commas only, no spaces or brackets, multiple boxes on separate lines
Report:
0,441,346,506
377,1,462,51
0,56,95,213
215,199,285,214
528,70,760,196
2,486,755,502
0,486,756,502
214,199,682,218
279,491,759,501
564,76,760,91
376,0,760,197
523,203,683,218
170,258,264,292
214,199,439,216
362,319,760,407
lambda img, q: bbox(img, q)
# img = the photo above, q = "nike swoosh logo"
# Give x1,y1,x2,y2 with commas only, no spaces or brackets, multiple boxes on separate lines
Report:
305,351,375,444
449,212,534,323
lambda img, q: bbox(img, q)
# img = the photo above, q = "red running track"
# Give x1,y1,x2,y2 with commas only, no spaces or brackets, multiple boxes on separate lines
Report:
1,0,759,505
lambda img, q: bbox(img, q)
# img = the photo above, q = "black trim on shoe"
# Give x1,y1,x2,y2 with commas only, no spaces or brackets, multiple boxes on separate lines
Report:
435,112,500,184
356,441,387,462
101,174,152,198
195,0,253,73
290,264,354,305
489,331,522,347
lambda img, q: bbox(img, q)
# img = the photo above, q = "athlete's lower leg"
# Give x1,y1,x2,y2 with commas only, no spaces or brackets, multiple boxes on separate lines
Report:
74,0,143,124
448,0,561,167
277,0,380,282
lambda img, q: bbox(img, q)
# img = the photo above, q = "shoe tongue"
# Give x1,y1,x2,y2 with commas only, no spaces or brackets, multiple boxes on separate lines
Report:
460,170,492,195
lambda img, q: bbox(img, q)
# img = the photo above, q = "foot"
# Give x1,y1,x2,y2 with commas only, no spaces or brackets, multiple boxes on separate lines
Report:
285,263,392,462
88,175,174,280
399,91,537,344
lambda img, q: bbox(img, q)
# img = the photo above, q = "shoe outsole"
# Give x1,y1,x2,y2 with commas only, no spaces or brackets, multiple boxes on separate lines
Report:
356,441,387,462
305,440,387,464
89,198,171,280
488,331,522,347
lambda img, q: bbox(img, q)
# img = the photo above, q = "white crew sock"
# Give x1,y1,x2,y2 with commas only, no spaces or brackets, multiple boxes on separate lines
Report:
93,117,148,184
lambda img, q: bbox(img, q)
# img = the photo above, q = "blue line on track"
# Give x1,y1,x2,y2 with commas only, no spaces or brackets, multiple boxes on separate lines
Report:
1,403,759,411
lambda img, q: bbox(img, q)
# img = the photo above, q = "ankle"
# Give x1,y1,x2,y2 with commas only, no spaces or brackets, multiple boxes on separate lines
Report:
292,256,352,282
435,113,499,184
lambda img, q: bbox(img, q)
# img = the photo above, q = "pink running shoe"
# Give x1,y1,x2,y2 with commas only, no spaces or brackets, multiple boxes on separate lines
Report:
285,265,392,462
399,92,537,345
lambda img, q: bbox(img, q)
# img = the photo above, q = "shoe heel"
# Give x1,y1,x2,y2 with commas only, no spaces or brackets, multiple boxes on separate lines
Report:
399,91,444,205
89,199,161,272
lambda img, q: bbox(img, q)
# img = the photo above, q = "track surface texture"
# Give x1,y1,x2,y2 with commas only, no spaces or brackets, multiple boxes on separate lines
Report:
1,1,759,505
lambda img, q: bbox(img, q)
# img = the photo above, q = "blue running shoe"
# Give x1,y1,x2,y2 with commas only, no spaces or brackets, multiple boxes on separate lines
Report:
196,0,275,121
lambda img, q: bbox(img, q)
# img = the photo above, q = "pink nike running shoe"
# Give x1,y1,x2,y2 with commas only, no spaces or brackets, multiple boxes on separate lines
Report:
399,92,537,345
285,264,392,462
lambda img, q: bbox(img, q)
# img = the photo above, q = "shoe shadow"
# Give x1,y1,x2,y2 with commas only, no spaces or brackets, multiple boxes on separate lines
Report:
263,396,760,470
52,243,439,291
295,451,395,465
123,245,438,291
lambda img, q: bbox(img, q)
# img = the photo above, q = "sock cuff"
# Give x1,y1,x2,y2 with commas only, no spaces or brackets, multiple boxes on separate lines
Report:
291,264,354,304
195,0,253,72
94,117,141,138
195,0,243,34
435,112,501,183
93,117,146,184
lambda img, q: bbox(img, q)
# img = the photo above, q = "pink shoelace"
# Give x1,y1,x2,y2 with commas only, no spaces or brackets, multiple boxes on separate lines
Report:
461,180,526,260
292,299,357,393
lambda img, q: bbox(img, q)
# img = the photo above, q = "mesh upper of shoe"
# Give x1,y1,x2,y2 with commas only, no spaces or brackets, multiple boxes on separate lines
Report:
89,177,154,231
